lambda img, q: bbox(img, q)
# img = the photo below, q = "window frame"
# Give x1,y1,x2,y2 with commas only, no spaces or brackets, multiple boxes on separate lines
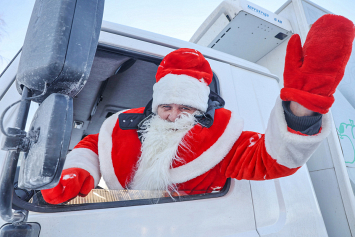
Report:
13,179,231,213
12,43,231,213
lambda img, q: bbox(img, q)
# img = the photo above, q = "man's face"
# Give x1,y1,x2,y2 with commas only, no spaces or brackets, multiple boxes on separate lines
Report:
157,104,197,122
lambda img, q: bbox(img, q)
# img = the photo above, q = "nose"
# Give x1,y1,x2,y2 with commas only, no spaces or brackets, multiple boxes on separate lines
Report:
167,108,180,122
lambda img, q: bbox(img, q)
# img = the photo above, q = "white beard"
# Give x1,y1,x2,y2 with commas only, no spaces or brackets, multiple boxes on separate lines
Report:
130,112,197,193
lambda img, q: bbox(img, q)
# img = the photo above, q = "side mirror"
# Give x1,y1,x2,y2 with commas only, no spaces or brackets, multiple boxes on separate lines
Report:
16,0,105,103
18,94,73,189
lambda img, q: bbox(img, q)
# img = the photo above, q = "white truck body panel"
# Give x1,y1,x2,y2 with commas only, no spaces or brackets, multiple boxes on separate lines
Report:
276,1,355,236
193,0,355,235
0,21,329,236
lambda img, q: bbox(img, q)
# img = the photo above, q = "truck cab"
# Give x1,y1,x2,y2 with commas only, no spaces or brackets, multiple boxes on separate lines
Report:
0,0,354,236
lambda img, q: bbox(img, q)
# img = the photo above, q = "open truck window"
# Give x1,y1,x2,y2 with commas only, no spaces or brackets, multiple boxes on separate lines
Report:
12,45,230,212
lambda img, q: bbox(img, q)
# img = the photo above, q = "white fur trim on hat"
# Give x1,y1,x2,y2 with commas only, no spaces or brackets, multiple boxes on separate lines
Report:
152,74,210,113
264,97,331,169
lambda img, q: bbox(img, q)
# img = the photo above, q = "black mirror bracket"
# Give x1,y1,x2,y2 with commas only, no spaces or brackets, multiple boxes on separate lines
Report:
1,127,39,153
0,87,31,224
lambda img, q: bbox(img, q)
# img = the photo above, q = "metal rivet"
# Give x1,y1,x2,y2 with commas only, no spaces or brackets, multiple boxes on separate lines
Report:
123,120,126,122
130,119,133,122
73,121,84,129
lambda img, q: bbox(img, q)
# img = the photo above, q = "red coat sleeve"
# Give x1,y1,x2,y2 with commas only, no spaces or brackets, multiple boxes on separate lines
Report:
221,97,332,180
221,131,300,180
74,134,99,155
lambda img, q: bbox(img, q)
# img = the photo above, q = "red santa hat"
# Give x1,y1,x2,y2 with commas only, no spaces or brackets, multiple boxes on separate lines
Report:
152,48,213,113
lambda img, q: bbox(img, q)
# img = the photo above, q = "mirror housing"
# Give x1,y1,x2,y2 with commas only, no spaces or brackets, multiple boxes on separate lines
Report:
16,0,105,103
18,94,73,190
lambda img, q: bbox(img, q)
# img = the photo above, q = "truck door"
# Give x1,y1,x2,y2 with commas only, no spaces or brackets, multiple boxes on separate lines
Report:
23,34,260,237
0,26,327,236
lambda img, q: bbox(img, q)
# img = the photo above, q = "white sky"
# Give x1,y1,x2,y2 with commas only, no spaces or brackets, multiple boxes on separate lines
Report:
0,0,354,73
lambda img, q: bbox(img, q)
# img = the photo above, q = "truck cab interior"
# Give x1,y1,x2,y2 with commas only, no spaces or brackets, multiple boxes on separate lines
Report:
17,45,227,208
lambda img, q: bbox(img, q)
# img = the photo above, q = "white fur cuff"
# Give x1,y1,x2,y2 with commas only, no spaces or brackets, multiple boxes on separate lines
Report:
264,97,331,169
152,74,210,113
64,148,101,186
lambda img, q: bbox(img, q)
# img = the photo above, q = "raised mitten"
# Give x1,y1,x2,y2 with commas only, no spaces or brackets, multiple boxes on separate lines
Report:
41,168,94,204
281,14,355,114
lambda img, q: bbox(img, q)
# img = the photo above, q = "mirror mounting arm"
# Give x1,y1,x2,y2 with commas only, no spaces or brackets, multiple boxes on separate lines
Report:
0,87,31,224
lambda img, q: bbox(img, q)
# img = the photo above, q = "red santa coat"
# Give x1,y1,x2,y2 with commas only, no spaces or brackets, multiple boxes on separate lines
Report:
63,98,331,194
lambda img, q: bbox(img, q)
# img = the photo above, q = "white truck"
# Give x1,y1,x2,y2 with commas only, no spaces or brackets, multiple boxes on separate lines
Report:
190,1,355,236
0,0,354,236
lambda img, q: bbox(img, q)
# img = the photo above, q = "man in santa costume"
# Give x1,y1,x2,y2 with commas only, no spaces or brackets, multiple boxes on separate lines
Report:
42,14,355,204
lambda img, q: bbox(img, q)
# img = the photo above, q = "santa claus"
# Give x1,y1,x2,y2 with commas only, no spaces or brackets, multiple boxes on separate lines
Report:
42,14,355,204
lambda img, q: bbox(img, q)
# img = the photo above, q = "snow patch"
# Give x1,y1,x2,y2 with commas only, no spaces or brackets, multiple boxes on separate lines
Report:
248,133,262,147
63,174,77,180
